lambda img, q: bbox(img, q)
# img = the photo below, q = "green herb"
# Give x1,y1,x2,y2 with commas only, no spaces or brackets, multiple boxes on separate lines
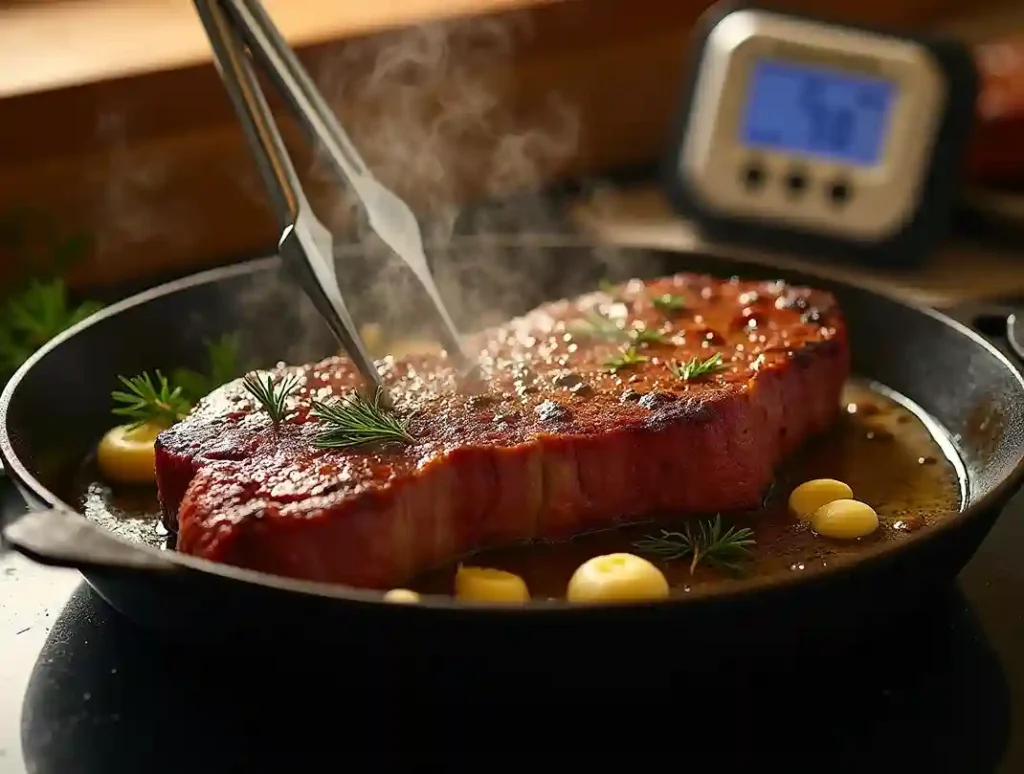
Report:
598,278,621,299
112,336,246,428
111,371,192,429
243,372,300,424
171,333,243,402
632,515,756,574
652,293,686,315
604,346,648,373
568,311,631,343
311,389,415,450
0,279,103,381
569,311,669,351
0,213,102,383
670,352,726,381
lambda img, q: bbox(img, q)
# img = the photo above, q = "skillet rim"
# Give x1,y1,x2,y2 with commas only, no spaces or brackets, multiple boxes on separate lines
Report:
2,242,1024,616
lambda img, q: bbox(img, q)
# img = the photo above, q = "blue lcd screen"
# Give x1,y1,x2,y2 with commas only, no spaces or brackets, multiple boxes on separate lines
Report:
740,59,897,166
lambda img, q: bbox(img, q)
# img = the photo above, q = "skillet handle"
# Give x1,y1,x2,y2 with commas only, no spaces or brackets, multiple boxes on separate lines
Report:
941,302,1024,363
1,507,179,572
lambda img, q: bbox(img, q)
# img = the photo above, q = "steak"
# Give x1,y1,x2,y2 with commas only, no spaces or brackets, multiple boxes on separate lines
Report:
155,273,849,589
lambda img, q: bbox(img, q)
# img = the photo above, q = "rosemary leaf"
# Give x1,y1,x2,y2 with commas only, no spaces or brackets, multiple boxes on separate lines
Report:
652,293,686,315
0,279,103,380
311,389,415,450
171,333,244,402
604,346,648,373
632,515,756,575
670,352,726,381
243,371,300,424
111,371,192,429
568,311,631,343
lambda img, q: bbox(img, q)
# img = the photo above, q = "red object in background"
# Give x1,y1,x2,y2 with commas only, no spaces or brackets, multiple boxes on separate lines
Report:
967,35,1024,187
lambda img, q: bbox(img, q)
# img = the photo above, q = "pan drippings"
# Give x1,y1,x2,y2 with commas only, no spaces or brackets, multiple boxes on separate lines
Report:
70,379,963,598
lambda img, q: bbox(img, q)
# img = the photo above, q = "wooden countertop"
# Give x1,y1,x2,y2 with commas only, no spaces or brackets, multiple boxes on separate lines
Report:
0,0,1014,294
571,186,1024,308
0,0,558,98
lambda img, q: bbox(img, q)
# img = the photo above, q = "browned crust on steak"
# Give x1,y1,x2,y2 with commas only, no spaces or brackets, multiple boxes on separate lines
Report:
155,273,849,588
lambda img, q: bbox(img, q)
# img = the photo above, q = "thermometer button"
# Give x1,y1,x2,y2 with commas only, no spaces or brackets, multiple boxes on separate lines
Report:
827,179,852,206
784,168,809,198
741,161,766,191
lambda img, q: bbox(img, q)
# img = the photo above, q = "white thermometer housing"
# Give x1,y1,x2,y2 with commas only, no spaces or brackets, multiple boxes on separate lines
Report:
663,3,978,267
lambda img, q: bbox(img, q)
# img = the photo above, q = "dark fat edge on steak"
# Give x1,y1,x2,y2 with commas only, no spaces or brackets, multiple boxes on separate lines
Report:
154,273,850,589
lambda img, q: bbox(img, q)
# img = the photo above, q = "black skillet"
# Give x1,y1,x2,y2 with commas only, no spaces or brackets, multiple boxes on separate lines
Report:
2,240,1023,662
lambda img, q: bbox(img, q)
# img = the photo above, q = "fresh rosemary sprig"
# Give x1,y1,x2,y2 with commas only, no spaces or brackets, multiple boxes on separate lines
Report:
670,352,726,381
0,278,103,382
171,333,243,403
571,312,671,351
568,311,631,343
0,214,102,384
111,336,246,428
652,293,686,315
311,389,416,450
243,372,299,424
632,515,756,575
604,346,649,373
111,371,192,429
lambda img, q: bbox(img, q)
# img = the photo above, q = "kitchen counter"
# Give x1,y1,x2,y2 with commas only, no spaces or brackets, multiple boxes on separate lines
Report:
571,186,1024,307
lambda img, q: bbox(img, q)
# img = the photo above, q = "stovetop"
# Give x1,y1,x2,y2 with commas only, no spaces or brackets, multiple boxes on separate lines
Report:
3,470,1024,772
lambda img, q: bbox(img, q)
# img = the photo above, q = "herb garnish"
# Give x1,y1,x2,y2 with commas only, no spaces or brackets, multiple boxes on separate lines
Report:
652,293,686,315
171,333,243,403
570,311,669,350
111,336,246,427
243,372,300,424
632,515,756,574
670,352,726,381
111,371,192,429
604,346,649,373
311,389,415,450
568,311,630,343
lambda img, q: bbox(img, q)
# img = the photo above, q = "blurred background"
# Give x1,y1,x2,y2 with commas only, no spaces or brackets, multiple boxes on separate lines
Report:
1,0,1023,381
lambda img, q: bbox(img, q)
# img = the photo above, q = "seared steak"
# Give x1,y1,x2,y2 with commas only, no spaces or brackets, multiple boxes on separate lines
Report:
156,274,849,588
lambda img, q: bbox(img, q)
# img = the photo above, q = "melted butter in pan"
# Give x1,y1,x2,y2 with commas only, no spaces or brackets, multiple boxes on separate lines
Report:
412,380,964,598
72,380,964,597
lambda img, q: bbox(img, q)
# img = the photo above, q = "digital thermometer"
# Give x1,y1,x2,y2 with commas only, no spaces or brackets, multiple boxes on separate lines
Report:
664,3,978,267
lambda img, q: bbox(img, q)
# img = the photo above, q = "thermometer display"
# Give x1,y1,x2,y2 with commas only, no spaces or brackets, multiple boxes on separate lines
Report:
740,59,898,166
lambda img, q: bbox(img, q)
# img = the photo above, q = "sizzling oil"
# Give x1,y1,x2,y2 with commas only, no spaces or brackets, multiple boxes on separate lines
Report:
73,380,963,597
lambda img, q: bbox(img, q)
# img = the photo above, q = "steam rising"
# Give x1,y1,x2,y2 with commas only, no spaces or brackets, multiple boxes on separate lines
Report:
236,17,657,363
306,17,587,336
94,111,186,262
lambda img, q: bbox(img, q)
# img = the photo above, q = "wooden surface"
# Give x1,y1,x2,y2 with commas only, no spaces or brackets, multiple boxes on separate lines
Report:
570,187,1024,308
0,0,1015,293
0,0,559,98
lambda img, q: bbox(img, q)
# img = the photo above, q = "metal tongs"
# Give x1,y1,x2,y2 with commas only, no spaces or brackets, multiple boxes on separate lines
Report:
192,0,471,404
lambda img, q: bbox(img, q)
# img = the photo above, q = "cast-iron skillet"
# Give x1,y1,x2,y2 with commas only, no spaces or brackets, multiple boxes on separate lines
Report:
2,240,1023,660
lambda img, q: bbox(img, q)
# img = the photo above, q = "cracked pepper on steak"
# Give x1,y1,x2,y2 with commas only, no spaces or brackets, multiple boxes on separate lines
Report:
155,273,849,589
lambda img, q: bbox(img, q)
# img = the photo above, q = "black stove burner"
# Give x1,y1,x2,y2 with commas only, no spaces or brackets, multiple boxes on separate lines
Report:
4,487,1024,772
14,582,1015,774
